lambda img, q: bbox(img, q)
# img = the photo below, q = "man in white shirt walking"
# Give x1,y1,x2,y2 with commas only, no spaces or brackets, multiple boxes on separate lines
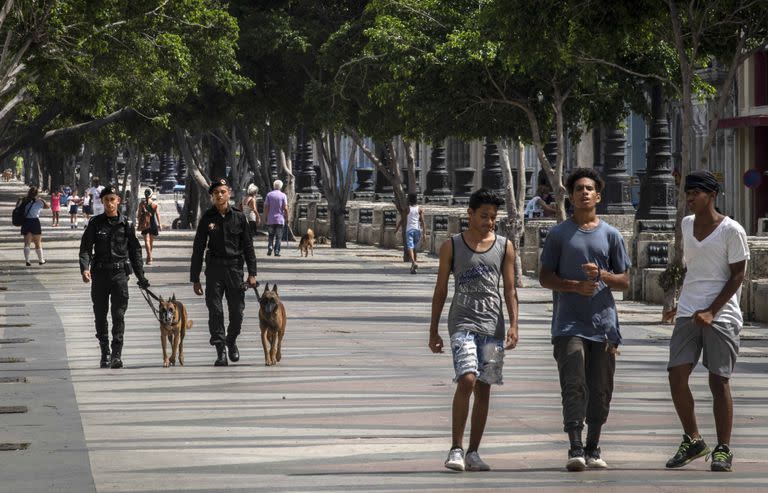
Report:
665,170,750,472
87,176,106,217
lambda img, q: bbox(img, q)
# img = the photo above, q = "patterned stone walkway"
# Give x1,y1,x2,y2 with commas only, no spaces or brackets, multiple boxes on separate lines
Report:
1,180,767,492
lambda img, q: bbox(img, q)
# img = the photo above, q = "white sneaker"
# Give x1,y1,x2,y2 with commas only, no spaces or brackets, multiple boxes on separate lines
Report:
444,447,465,471
566,447,587,471
586,447,608,469
465,451,491,471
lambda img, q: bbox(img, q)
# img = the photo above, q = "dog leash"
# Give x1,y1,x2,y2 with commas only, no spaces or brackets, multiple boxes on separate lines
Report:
240,281,261,299
139,286,164,323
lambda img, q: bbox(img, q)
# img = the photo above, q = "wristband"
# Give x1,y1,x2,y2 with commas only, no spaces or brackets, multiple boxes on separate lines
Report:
595,268,602,283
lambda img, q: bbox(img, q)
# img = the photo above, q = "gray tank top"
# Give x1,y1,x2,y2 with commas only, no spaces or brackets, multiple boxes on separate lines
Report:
448,233,507,339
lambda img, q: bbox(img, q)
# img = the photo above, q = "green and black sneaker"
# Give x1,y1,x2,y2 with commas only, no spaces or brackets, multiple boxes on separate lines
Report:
665,434,710,468
708,444,733,472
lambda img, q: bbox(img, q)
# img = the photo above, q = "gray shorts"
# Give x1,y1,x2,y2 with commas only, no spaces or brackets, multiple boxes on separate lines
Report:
668,317,740,378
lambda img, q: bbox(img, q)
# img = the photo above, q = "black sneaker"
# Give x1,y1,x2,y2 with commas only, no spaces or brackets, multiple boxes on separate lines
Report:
666,434,710,468
585,446,607,469
566,446,586,471
708,444,733,472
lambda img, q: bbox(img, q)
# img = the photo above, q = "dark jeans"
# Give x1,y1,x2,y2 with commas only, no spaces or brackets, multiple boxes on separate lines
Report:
91,269,129,355
205,266,245,347
553,336,616,432
267,224,284,254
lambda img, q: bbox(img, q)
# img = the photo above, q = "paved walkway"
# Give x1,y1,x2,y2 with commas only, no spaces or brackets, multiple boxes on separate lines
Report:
1,180,767,492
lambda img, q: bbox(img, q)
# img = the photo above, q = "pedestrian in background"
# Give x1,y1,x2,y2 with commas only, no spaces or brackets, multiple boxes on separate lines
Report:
81,187,92,226
429,188,519,472
79,185,149,369
241,183,261,238
190,178,258,366
524,184,557,219
67,190,81,229
50,187,62,227
665,170,749,472
87,176,105,217
18,186,49,266
539,168,631,471
394,193,426,274
263,179,288,256
137,188,161,265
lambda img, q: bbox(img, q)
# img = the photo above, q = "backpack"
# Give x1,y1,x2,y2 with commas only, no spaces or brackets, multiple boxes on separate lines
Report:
12,199,31,226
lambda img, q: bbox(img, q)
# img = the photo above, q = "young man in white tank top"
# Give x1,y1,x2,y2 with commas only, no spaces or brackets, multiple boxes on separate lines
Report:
394,194,426,273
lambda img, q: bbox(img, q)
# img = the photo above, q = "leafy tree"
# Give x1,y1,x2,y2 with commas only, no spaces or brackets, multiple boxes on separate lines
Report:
232,0,371,247
582,0,768,310
2,0,245,187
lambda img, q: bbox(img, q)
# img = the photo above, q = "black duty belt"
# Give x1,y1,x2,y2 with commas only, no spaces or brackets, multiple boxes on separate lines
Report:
205,254,243,266
93,261,128,270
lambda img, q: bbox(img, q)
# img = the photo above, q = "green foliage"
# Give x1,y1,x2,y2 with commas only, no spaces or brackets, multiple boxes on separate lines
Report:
2,0,246,155
658,264,686,292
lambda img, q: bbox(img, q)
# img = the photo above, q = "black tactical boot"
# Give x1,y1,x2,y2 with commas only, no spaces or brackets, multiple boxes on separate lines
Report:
214,345,228,366
109,353,123,369
227,340,240,362
99,343,110,368
109,345,123,369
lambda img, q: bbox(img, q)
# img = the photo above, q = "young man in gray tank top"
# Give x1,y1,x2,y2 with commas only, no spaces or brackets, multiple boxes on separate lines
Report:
429,189,519,472
539,168,631,471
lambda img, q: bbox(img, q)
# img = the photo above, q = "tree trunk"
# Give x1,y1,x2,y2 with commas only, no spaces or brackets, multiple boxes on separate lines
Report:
207,133,227,182
237,122,268,194
78,143,92,193
498,139,526,287
329,202,347,248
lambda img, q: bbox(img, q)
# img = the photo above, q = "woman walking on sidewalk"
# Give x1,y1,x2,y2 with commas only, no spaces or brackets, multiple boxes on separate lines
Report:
18,186,49,266
137,188,161,265
67,190,81,229
241,183,261,239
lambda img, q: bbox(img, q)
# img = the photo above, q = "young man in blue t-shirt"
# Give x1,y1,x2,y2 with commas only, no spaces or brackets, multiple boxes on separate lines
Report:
539,168,631,471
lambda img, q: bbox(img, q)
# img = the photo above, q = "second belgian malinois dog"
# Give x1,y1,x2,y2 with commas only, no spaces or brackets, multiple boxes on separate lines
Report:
158,295,193,367
257,283,286,366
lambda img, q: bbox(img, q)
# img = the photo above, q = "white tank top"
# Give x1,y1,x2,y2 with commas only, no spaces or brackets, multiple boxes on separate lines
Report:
406,206,420,231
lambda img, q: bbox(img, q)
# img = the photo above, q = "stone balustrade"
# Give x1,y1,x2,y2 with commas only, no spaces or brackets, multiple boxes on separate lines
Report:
290,199,768,323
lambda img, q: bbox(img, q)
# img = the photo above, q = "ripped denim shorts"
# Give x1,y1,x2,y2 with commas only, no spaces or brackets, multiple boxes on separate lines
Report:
450,330,505,385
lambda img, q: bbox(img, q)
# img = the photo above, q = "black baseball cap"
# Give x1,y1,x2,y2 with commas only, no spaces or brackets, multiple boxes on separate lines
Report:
209,177,230,194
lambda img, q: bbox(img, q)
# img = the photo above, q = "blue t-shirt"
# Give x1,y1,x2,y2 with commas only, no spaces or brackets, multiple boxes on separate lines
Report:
540,218,631,345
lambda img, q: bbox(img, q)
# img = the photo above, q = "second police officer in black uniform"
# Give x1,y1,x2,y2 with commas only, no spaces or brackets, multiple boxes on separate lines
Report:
191,178,258,366
79,185,149,369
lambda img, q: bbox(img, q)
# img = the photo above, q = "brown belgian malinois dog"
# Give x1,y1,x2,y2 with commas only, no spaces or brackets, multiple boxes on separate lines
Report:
257,283,286,366
158,295,193,367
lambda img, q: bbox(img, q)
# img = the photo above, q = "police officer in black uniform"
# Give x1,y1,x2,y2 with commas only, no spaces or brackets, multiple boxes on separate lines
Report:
191,178,258,366
79,185,149,368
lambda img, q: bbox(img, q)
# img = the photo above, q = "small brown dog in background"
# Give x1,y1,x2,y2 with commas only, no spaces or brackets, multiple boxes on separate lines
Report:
257,283,286,366
158,295,192,367
298,228,315,257
2,169,12,182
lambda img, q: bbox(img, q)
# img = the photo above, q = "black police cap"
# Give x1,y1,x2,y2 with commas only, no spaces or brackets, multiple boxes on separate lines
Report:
101,185,119,198
209,177,230,194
